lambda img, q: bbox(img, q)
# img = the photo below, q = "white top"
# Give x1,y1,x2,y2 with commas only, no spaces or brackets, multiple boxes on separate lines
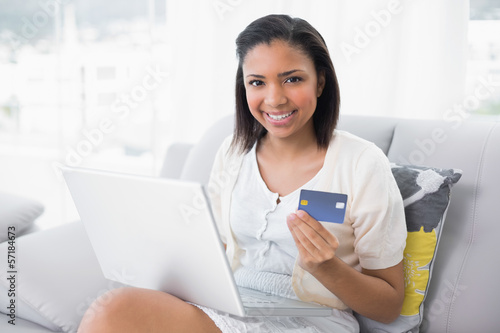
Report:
207,130,407,310
230,143,322,299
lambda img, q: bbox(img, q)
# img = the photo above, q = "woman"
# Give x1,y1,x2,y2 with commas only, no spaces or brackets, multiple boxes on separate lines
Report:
78,14,406,333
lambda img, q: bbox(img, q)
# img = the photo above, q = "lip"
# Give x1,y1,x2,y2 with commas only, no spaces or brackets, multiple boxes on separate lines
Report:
263,110,297,125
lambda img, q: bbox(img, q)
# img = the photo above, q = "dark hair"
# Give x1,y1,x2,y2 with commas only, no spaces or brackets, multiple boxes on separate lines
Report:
231,14,340,153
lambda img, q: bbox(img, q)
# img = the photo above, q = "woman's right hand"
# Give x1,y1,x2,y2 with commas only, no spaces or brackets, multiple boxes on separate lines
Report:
286,210,339,275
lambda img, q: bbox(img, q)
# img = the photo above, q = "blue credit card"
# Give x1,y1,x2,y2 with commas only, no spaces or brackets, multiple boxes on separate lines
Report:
298,190,348,223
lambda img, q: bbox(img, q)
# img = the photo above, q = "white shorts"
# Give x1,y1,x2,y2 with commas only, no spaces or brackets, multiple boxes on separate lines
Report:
190,303,360,333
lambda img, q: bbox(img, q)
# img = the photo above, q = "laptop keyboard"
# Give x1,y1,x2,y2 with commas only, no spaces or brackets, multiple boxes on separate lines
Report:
237,287,333,316
239,288,282,304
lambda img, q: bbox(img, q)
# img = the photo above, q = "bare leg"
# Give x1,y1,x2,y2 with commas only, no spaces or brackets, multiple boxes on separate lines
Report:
78,287,221,333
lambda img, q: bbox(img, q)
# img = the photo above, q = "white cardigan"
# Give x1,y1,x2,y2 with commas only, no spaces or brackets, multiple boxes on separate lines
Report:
206,130,406,310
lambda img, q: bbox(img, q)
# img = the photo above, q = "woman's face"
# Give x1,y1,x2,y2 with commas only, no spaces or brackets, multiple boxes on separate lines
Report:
242,40,325,142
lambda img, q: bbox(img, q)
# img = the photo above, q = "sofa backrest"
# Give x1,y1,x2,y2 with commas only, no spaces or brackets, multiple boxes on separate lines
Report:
337,115,399,155
338,116,499,333
382,118,500,333
174,114,500,332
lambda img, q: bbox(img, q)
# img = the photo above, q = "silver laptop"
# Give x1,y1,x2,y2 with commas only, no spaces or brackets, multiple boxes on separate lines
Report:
61,166,332,317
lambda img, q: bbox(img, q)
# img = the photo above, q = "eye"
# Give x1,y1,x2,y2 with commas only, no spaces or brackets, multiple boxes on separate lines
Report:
248,80,264,87
285,76,302,84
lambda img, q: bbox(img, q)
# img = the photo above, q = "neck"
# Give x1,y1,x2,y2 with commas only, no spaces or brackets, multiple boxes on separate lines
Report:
260,124,320,160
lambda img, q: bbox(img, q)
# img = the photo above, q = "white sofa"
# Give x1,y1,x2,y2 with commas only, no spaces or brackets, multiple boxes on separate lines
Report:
1,114,499,332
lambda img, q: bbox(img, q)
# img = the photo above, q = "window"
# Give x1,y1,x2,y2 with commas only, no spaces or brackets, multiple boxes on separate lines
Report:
467,0,500,117
0,0,169,229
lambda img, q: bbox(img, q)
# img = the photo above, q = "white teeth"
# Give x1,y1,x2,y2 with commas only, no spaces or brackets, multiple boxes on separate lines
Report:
267,111,295,121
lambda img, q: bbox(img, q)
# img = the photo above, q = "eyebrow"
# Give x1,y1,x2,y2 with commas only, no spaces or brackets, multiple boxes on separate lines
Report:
246,69,304,79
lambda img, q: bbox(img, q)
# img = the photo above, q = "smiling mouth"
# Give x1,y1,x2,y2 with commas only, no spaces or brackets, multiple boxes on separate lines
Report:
266,110,296,121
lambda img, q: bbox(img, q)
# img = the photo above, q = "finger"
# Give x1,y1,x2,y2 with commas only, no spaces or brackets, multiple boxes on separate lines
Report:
288,226,318,272
287,217,317,258
294,210,324,232
295,210,339,247
288,218,336,271
287,214,325,256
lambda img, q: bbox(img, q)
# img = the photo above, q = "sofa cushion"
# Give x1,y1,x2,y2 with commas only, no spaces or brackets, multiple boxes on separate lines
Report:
0,191,44,242
0,222,127,333
355,163,462,332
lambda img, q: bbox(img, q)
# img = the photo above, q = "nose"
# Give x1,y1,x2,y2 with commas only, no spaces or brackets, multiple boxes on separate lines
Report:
264,84,287,108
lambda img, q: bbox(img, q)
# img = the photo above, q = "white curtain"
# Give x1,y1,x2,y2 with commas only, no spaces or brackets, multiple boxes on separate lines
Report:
331,0,469,119
164,0,469,143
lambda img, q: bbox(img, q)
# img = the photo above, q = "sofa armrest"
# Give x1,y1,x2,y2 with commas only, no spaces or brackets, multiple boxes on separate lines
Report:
0,316,54,332
158,143,194,179
0,222,125,332
179,115,234,185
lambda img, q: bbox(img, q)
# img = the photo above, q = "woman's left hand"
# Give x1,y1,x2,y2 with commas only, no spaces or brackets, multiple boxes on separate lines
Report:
287,210,339,274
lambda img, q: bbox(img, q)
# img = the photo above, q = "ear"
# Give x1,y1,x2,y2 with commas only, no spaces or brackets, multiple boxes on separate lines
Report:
317,71,326,97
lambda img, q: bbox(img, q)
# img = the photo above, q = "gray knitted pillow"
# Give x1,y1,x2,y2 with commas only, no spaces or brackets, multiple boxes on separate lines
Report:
355,163,462,333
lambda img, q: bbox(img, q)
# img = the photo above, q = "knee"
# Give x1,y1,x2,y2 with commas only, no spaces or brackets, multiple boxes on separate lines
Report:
78,287,136,333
